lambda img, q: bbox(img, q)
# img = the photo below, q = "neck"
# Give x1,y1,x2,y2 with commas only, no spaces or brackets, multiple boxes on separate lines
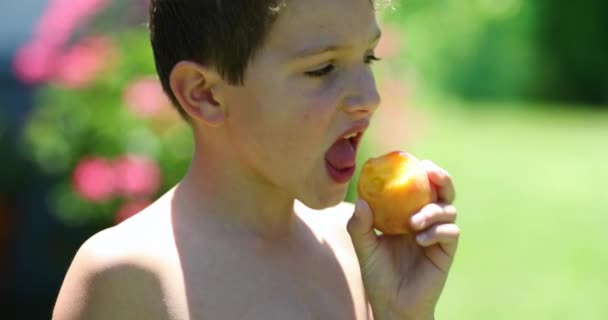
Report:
173,134,298,240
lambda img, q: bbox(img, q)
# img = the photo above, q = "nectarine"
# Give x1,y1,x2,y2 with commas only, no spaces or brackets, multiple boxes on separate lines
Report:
357,151,432,235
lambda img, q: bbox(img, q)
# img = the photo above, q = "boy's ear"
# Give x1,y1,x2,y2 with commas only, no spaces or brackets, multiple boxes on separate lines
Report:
169,61,227,126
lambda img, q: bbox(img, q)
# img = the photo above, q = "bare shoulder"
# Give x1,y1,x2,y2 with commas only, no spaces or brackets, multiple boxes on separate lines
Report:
52,203,177,320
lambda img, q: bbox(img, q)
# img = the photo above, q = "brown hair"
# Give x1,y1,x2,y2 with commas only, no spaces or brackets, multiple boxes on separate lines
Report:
149,0,283,119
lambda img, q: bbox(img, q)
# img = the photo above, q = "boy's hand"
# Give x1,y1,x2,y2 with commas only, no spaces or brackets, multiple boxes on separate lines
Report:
347,161,459,320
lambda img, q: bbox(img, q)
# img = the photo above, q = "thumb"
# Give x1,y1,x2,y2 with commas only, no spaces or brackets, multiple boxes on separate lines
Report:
347,199,379,260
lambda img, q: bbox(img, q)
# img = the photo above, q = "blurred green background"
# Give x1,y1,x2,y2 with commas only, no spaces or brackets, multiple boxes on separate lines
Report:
1,0,607,318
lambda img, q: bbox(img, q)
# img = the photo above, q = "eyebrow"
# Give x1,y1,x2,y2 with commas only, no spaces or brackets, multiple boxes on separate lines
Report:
292,29,382,59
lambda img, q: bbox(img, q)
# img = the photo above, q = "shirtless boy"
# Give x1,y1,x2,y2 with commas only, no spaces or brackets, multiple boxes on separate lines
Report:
53,0,460,319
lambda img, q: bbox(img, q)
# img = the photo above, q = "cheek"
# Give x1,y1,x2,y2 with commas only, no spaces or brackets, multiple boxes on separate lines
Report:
299,79,344,122
223,87,270,156
227,78,342,165
290,88,339,145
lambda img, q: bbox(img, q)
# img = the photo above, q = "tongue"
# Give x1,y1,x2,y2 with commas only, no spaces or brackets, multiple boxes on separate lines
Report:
325,139,356,169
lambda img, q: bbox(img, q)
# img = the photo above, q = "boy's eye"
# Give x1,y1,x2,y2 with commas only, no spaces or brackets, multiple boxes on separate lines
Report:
365,55,382,64
304,55,381,78
305,64,335,78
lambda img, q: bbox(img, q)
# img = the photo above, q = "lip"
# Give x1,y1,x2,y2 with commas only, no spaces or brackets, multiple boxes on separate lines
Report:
325,161,356,184
333,119,370,153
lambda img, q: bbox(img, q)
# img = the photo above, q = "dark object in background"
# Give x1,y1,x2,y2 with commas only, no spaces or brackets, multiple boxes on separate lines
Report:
0,81,99,318
0,1,109,319
536,0,608,106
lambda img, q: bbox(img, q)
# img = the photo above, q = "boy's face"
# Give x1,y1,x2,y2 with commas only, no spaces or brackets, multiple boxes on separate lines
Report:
220,0,381,209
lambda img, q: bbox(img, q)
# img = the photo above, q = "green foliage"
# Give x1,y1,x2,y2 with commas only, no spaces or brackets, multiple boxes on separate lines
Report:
23,28,192,226
384,0,608,106
534,0,608,104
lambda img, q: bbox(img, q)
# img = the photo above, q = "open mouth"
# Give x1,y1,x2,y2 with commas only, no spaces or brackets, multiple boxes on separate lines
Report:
346,132,363,152
324,126,367,184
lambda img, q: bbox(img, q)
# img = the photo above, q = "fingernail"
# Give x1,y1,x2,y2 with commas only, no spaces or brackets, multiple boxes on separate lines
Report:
355,199,363,209
416,233,427,244
354,199,365,216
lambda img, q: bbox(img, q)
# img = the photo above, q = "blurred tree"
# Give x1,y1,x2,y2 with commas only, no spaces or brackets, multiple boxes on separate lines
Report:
387,0,608,107
388,0,538,103
444,1,538,102
535,0,608,106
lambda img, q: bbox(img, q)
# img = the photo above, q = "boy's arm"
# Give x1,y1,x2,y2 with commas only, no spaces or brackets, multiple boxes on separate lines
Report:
52,229,170,320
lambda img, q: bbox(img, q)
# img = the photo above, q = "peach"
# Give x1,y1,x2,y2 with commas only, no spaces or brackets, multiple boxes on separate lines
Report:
357,151,432,235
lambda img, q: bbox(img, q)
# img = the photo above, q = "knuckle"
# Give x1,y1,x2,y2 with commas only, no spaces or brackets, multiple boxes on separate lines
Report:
425,203,443,214
429,224,441,235
443,205,458,217
436,223,460,237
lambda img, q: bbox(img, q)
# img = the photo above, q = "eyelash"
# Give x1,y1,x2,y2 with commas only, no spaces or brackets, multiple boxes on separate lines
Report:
305,55,382,78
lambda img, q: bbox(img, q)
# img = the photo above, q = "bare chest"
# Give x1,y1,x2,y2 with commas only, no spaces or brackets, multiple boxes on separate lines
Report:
159,236,368,320
183,269,358,320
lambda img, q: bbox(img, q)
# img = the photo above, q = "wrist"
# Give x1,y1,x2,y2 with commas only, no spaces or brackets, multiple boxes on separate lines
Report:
366,292,435,320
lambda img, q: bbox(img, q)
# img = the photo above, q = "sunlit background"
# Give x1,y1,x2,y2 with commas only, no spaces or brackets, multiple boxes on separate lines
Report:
1,0,607,319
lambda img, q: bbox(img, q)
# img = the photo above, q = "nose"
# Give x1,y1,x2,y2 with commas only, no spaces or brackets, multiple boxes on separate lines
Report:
341,69,380,117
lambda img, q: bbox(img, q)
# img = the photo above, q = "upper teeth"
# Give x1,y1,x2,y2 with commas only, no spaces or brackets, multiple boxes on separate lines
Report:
344,132,358,139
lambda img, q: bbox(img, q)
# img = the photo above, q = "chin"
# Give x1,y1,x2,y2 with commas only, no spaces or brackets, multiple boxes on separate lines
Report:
298,187,347,210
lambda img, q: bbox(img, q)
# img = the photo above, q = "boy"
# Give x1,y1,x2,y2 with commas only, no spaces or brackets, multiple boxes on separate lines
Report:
53,0,460,319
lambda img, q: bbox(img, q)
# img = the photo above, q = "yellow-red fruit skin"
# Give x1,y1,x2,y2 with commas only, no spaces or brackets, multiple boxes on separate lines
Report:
358,151,432,235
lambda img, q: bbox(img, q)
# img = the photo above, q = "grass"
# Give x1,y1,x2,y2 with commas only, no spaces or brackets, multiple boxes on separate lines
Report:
354,97,608,319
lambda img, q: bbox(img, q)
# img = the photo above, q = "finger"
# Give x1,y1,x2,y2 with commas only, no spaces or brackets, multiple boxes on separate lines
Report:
415,223,460,257
347,200,380,262
421,244,456,274
421,160,455,203
410,203,457,231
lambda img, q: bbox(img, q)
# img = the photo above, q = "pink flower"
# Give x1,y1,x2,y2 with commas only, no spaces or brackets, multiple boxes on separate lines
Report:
53,36,116,88
72,156,116,202
36,0,109,45
36,9,78,49
71,154,162,203
123,77,172,117
12,42,58,84
114,154,162,198
69,0,109,16
13,0,110,85
115,200,151,224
